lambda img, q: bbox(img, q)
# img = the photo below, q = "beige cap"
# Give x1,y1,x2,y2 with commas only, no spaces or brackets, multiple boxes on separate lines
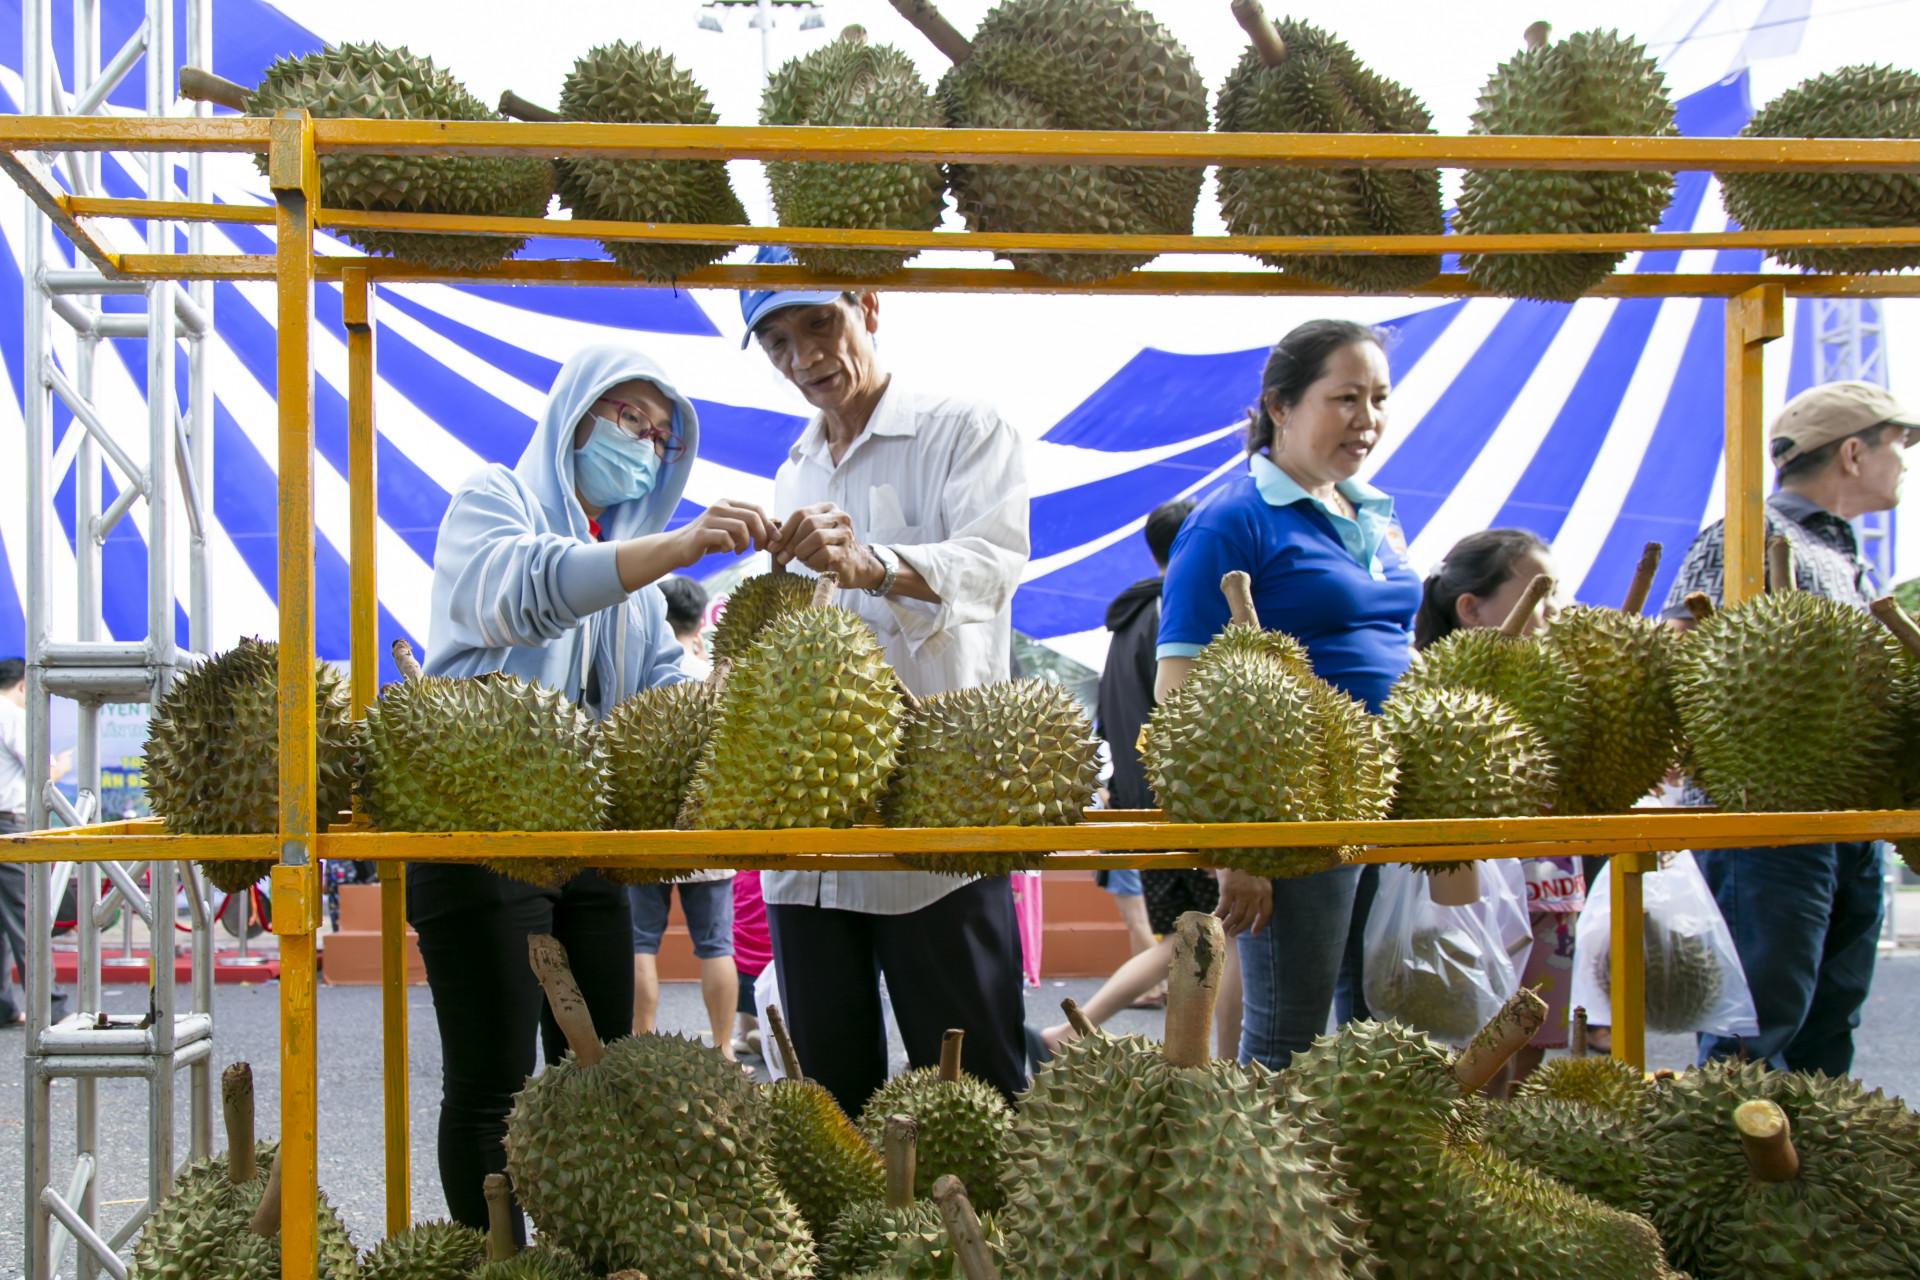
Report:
1770,380,1919,469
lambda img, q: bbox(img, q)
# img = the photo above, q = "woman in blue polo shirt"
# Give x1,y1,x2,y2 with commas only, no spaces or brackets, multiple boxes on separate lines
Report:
1156,318,1421,1070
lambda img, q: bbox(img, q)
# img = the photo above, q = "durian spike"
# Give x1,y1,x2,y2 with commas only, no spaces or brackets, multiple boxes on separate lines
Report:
527,934,604,1068
1454,987,1548,1095
1163,911,1226,1068
483,1173,515,1262
178,66,249,111
931,1175,1001,1280
888,0,974,64
938,1028,965,1083
1060,998,1097,1039
1870,596,1920,661
247,1149,285,1238
1524,20,1552,50
1684,592,1716,622
1570,1006,1589,1058
809,572,840,609
1734,1098,1801,1183
222,1062,257,1185
497,90,562,123
1220,570,1261,629
1229,0,1289,68
1767,536,1794,592
1620,542,1663,614
766,1003,805,1080
392,638,425,683
1499,574,1554,636
883,1113,918,1210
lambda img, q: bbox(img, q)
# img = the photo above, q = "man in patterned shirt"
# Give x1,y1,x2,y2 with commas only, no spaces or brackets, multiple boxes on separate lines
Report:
1662,380,1919,1073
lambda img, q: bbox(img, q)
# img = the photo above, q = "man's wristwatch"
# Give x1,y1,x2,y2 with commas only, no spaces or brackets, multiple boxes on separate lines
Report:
864,544,899,598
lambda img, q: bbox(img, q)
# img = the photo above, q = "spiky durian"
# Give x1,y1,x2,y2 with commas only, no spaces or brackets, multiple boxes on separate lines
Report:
857,1032,1011,1216
1545,604,1682,812
1363,925,1507,1044
1481,1094,1652,1215
1588,917,1726,1033
600,681,721,881
709,571,819,666
1513,1053,1652,1114
360,1221,487,1280
1380,685,1556,877
144,638,360,894
763,1010,887,1241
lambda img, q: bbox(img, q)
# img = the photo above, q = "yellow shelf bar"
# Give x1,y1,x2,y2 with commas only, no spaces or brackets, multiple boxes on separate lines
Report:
0,114,270,151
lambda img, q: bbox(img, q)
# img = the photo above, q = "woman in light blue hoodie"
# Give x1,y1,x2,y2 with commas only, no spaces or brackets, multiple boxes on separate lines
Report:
408,344,772,1240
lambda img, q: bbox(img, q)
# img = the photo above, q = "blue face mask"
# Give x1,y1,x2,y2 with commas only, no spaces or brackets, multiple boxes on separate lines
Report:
574,415,661,512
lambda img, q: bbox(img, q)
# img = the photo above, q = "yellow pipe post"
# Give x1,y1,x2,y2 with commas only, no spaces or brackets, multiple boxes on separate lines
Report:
1723,284,1786,605
1608,850,1660,1070
269,109,323,1280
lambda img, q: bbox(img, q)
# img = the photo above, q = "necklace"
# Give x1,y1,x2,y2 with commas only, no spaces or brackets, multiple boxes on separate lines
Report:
1326,487,1356,521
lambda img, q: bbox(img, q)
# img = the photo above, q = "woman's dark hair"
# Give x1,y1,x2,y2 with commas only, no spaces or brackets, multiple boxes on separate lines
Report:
657,575,708,637
1245,319,1384,456
1413,528,1550,650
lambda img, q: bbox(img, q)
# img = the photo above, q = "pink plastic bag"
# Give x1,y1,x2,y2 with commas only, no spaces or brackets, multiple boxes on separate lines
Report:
1009,871,1043,987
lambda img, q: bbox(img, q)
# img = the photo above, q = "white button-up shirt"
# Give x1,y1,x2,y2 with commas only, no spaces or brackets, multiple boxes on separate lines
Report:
763,377,1030,916
0,697,29,815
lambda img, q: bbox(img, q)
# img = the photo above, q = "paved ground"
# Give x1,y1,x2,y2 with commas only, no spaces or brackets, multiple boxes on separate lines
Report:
5,955,1920,1275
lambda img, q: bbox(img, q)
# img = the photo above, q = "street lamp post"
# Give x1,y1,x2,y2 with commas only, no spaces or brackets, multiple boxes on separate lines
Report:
700,0,825,83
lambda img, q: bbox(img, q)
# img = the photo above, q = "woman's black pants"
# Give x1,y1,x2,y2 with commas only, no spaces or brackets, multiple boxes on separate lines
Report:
407,863,633,1243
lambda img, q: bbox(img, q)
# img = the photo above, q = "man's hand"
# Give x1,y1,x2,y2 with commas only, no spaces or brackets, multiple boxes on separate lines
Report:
49,748,73,786
768,502,882,589
671,500,775,568
1213,867,1272,937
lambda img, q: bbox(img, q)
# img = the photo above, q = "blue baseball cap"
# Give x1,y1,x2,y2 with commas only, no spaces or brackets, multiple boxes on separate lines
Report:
738,244,844,349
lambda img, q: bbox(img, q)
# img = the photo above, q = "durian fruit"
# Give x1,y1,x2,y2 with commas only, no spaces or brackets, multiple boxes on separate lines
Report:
360,1220,487,1280
1398,572,1590,810
1456,24,1676,301
1673,578,1903,811
1721,65,1920,273
885,678,1101,875
1870,596,1920,872
144,638,360,894
1545,544,1683,813
710,568,819,666
130,1062,359,1280
504,43,746,281
997,913,1372,1277
183,48,553,270
763,1006,887,1243
1513,1042,1651,1115
1588,912,1726,1033
822,1113,954,1279
1215,2,1444,292
684,573,903,831
600,675,723,882
895,0,1210,283
857,1030,1012,1216
473,1174,592,1280
1282,989,1682,1278
1144,572,1396,877
1363,924,1504,1044
505,936,815,1276
360,642,607,886
1644,1058,1920,1278
762,26,947,277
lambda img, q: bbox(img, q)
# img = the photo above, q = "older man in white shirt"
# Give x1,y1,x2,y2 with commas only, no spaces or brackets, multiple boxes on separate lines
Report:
1,657,72,1025
741,248,1031,1113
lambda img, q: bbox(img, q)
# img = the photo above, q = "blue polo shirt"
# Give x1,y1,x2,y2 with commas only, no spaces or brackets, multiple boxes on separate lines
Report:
1156,455,1420,711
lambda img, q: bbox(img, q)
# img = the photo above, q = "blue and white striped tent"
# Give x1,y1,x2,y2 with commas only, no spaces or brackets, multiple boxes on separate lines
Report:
0,0,1884,683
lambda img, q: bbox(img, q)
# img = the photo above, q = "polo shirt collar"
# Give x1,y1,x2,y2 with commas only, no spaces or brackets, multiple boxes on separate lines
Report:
789,375,913,467
1249,453,1395,567
1767,487,1842,528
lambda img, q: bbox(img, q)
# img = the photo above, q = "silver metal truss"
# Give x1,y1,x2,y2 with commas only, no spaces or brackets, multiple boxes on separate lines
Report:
18,2,217,1276
1814,298,1893,584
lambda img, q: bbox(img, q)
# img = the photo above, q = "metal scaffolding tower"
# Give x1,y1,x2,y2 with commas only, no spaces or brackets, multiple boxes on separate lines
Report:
1815,298,1894,584
17,2,218,1276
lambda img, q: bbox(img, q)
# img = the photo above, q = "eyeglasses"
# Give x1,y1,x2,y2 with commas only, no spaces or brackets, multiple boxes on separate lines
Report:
597,397,684,463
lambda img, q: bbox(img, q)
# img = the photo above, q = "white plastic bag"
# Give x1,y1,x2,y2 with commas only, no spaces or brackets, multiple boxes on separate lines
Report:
1363,861,1534,1045
1570,850,1758,1037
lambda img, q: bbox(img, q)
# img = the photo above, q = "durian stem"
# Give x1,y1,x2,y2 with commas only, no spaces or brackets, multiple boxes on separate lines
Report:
883,1114,918,1210
497,90,562,123
178,66,249,111
392,638,424,683
1767,536,1794,593
809,572,840,610
1620,543,1663,614
931,1175,1001,1280
526,934,604,1068
222,1062,256,1185
1871,596,1920,661
1498,574,1554,636
247,1149,284,1238
1571,1006,1589,1058
1454,988,1548,1094
766,1004,805,1080
1734,1099,1801,1183
706,658,733,692
1424,863,1480,907
1162,912,1225,1068
1219,571,1262,630
1229,0,1289,67
483,1173,515,1262
888,0,974,64
1061,998,1096,1039
1523,20,1551,49
1684,592,1716,623
840,24,868,44
938,1028,965,1083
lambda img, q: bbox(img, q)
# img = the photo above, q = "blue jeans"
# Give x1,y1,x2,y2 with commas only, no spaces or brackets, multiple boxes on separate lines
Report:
1695,842,1882,1075
1237,865,1364,1071
1333,864,1378,1024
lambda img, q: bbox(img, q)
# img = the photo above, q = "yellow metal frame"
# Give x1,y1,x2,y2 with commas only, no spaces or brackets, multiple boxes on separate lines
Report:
8,112,1920,1276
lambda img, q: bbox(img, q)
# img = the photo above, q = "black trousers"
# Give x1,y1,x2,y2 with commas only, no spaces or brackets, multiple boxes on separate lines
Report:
766,875,1027,1118
0,812,63,1022
407,863,633,1243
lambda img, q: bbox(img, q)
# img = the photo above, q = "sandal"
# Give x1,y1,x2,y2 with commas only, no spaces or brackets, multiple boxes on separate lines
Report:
1128,991,1167,1011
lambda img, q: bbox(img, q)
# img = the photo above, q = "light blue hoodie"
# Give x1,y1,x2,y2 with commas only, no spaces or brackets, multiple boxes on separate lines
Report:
424,345,699,718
